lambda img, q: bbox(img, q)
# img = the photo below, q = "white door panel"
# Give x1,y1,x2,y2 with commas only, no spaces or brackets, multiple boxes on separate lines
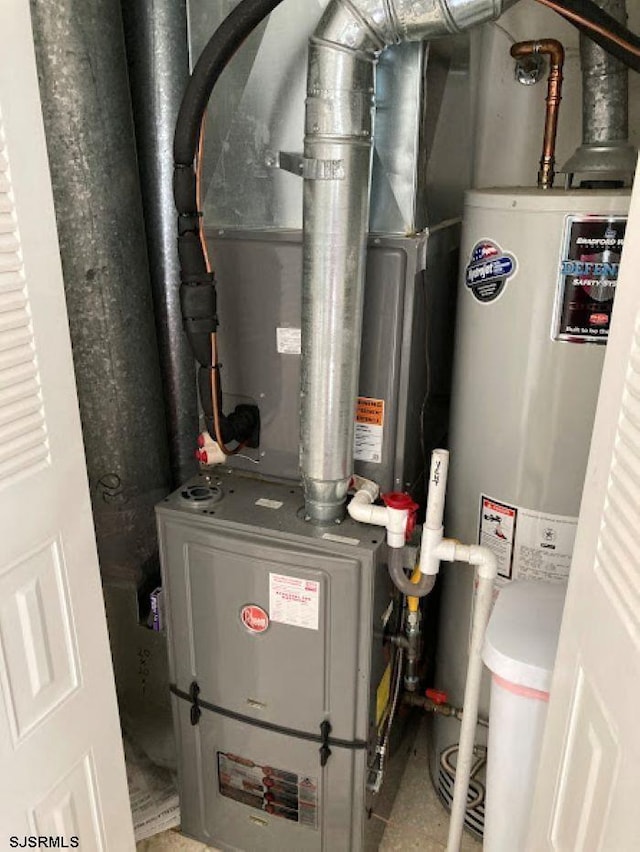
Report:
0,2,134,849
528,164,640,851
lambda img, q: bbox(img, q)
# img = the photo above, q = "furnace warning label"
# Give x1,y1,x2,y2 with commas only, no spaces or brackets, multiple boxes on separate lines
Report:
354,397,384,463
276,327,302,355
479,496,517,580
269,573,320,630
479,495,577,583
553,216,627,343
217,752,318,828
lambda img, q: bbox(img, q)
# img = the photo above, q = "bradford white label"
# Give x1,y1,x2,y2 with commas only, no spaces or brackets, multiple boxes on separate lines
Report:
553,215,627,343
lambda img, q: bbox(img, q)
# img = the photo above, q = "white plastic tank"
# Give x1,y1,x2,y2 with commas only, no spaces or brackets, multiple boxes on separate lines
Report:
482,580,567,851
430,188,630,836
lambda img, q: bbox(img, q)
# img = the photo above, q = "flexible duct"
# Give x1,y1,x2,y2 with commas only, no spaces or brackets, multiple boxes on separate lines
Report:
301,0,519,523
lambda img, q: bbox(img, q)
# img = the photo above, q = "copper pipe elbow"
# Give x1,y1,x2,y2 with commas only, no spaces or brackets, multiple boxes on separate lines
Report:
511,39,565,189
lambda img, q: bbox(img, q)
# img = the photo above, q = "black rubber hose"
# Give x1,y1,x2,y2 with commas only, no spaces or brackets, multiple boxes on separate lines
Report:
540,0,640,72
173,0,285,449
174,0,285,167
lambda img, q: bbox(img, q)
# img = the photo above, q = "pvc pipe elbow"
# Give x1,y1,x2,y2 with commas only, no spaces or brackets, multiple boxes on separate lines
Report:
467,545,498,579
347,495,388,528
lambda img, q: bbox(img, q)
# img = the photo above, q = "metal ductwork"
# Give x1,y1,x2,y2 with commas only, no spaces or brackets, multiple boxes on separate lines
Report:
120,0,199,487
30,0,171,582
562,0,637,183
300,0,518,523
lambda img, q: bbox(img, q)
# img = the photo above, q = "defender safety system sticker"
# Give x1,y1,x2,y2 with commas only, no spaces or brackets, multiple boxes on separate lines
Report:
465,239,517,304
552,215,627,343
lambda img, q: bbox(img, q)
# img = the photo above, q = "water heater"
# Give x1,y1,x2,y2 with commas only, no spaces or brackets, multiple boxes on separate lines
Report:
431,187,630,835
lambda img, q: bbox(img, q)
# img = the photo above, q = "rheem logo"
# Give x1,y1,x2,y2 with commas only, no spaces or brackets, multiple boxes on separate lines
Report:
240,605,269,634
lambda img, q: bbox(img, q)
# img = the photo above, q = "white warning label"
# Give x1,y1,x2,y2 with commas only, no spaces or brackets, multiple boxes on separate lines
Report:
514,508,577,583
276,327,301,355
354,397,384,463
269,573,320,630
479,494,577,584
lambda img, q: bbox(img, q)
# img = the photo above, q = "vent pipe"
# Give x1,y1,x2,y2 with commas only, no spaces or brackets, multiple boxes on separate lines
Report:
562,0,637,183
300,0,518,523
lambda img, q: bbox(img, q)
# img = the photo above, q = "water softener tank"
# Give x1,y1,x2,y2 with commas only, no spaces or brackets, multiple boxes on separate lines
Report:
431,187,630,837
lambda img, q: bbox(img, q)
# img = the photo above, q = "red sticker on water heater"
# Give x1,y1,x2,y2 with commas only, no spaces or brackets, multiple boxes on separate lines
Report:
241,604,270,634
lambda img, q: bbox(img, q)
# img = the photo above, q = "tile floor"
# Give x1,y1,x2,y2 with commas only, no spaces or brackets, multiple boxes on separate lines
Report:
136,721,481,852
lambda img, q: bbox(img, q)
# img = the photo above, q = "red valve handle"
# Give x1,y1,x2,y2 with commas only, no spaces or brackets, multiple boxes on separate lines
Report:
381,492,419,540
425,688,448,705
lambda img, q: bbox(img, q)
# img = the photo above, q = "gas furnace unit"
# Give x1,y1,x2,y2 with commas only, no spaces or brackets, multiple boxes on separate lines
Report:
157,469,410,851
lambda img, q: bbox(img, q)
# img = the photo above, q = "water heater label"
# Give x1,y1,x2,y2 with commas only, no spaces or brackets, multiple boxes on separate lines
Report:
465,239,517,304
217,751,318,828
269,573,320,630
553,215,627,343
479,494,578,583
354,396,384,463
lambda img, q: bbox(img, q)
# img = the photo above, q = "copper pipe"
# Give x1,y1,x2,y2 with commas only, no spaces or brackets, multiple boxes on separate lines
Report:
196,118,245,456
535,0,640,60
511,39,565,189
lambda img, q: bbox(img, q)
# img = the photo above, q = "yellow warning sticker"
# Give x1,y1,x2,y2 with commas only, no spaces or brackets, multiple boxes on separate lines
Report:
356,397,385,426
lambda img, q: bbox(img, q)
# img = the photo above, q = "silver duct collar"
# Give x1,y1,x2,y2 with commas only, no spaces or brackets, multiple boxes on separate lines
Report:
562,0,637,184
300,0,517,522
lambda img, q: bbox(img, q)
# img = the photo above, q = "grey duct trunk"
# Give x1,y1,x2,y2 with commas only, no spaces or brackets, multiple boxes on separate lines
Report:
301,0,517,522
121,0,199,487
562,0,637,181
31,0,171,583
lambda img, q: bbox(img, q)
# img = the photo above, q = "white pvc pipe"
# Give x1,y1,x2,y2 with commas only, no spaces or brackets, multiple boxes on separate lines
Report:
347,491,389,527
425,449,449,530
420,449,450,575
446,547,497,852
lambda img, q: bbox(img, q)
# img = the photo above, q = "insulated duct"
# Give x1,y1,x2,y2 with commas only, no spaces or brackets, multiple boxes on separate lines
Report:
562,0,637,181
301,0,519,523
120,0,199,487
31,0,171,583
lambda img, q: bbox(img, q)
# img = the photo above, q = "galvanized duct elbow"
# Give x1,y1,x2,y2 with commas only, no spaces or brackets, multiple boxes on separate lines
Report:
301,0,518,523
